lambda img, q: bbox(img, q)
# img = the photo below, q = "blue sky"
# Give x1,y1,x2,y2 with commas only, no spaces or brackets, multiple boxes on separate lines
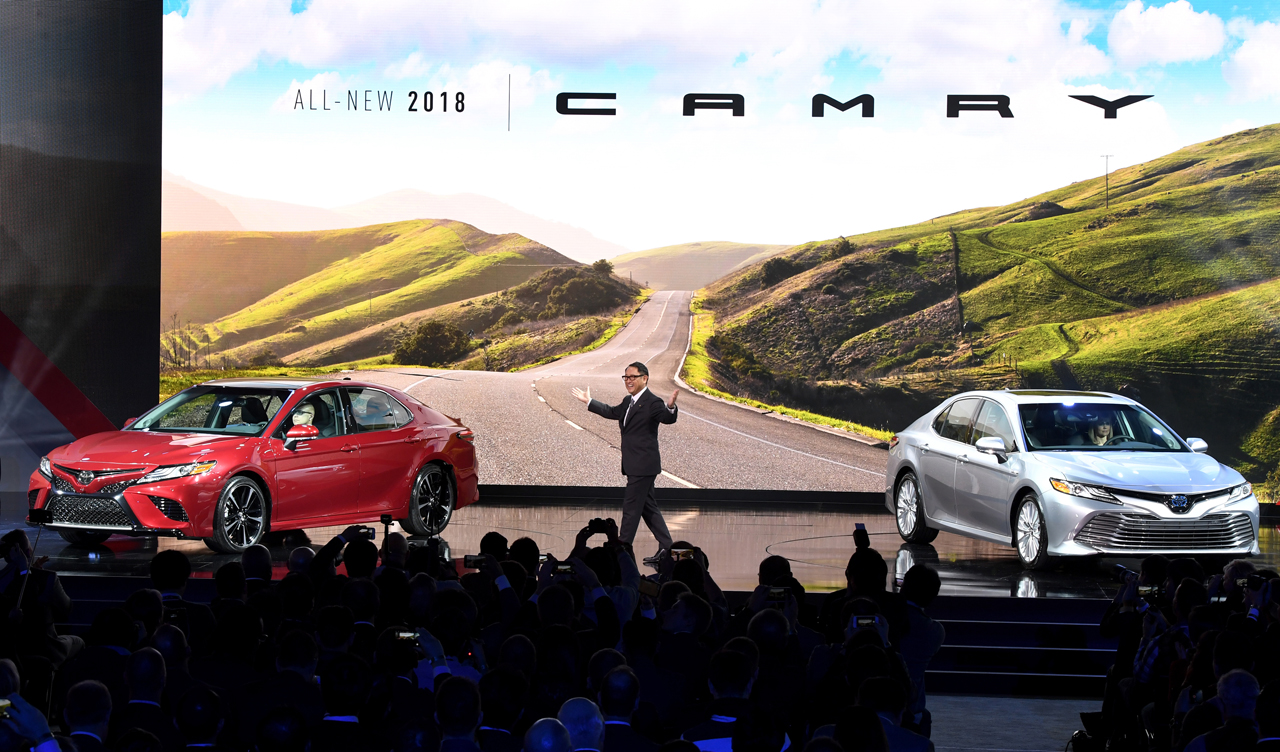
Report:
162,1,1280,249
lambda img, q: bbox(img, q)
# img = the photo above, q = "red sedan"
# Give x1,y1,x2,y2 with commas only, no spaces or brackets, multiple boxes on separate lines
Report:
26,378,478,553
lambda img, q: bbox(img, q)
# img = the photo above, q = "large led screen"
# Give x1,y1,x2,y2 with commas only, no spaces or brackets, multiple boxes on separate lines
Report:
161,1,1280,495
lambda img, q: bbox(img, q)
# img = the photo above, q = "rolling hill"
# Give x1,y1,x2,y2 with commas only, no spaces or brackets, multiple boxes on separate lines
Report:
610,241,791,290
175,220,578,365
161,172,632,262
693,124,1280,480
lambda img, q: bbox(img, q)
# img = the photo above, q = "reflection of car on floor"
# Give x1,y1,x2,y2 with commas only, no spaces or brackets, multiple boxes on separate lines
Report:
885,389,1258,569
27,378,478,553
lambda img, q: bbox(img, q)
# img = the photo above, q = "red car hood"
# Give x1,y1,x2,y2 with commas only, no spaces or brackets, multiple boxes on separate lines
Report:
50,430,258,468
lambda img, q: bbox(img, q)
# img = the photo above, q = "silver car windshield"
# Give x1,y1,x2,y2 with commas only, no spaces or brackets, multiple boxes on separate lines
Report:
1017,402,1186,452
132,387,291,436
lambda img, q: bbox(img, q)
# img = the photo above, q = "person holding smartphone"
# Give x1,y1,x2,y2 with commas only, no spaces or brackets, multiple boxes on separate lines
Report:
573,362,678,565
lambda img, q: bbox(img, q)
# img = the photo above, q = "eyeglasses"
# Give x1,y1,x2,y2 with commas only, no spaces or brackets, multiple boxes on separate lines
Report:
622,374,644,381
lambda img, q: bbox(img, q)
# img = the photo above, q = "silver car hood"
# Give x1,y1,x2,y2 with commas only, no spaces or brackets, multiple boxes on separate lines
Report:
1030,450,1243,493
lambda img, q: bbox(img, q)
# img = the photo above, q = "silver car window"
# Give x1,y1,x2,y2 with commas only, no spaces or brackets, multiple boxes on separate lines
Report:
1018,402,1186,451
939,398,981,443
971,400,1018,451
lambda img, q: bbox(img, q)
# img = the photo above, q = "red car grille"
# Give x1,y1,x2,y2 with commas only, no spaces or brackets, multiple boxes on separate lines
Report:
46,496,134,528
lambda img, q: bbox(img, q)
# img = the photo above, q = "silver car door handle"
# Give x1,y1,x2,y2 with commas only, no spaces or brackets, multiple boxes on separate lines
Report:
920,443,931,453
957,454,970,463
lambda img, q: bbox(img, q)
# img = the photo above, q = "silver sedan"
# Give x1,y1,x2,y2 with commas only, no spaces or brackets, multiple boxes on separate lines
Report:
884,389,1259,569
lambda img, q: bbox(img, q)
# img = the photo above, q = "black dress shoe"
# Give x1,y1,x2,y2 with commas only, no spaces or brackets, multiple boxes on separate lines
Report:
642,549,667,565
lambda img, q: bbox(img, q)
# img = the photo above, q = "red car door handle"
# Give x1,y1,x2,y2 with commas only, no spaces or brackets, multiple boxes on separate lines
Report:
340,444,359,453
403,436,423,444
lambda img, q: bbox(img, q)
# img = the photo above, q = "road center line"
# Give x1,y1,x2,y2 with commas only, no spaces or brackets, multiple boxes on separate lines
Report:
565,420,584,431
680,409,885,477
661,470,700,489
404,374,438,392
537,396,546,403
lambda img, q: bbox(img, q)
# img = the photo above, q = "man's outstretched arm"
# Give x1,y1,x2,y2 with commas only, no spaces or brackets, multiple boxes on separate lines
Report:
574,386,623,419
653,389,679,424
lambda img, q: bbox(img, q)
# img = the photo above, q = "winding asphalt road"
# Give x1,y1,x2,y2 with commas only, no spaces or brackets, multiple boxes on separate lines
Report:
352,291,888,492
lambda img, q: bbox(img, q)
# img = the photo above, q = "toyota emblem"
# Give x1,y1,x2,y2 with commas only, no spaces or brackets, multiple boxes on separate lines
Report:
77,470,94,486
1169,494,1190,512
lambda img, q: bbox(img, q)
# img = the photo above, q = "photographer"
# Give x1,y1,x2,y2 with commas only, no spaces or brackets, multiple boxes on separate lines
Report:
0,529,79,667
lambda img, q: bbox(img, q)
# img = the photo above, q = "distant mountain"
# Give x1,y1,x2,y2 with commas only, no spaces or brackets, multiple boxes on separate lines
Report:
184,220,577,364
161,181,243,232
163,171,355,231
160,173,631,262
611,241,791,290
337,189,632,263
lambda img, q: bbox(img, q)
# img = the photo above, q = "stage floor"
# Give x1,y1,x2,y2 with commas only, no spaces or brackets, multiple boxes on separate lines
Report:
8,501,1280,598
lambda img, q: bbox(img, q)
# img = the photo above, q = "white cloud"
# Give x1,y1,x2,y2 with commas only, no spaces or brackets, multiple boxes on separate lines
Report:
1217,118,1257,136
1107,1,1226,68
1223,20,1280,101
270,71,348,113
383,51,432,80
165,1,1109,102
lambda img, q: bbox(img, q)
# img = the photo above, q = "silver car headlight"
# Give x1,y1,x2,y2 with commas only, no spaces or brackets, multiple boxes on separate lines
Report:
1228,482,1253,502
39,456,52,479
138,460,217,484
1050,478,1121,504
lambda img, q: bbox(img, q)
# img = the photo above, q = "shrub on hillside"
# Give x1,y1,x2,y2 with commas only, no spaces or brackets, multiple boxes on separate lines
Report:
821,236,853,262
592,259,614,275
395,321,472,366
545,275,629,318
708,333,772,380
761,256,806,288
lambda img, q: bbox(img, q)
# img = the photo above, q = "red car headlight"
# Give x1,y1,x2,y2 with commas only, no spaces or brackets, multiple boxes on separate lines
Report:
138,460,217,484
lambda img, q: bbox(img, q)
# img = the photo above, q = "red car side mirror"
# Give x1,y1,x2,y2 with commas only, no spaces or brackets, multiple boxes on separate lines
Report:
284,424,320,450
124,417,138,428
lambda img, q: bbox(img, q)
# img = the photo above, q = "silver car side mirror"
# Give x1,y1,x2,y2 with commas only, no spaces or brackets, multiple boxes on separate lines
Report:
1187,437,1208,453
975,436,1008,462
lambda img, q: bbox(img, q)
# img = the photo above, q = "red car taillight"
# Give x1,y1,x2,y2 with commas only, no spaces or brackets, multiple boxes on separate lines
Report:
889,435,899,449
456,429,475,443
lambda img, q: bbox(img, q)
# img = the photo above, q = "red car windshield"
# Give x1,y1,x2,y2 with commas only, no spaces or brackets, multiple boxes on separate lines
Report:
132,387,292,436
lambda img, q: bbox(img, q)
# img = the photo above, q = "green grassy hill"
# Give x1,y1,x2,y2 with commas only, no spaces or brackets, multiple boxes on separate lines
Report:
162,225,397,323
611,241,790,290
187,220,576,363
694,124,1280,480
284,266,643,367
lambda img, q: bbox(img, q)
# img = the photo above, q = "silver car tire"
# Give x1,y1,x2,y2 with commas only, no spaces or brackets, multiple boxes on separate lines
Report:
895,471,938,544
1014,494,1050,570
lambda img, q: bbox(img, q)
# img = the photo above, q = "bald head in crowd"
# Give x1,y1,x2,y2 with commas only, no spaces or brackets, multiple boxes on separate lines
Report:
557,698,605,752
524,718,573,752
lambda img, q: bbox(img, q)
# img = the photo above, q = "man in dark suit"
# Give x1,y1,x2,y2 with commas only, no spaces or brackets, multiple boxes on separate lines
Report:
574,361,678,563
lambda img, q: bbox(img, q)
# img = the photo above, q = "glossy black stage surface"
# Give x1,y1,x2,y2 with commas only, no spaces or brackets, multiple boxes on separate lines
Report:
7,493,1280,598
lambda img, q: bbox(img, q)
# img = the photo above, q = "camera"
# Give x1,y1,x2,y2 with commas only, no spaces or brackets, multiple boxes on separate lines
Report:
637,579,660,598
396,630,418,641
554,562,574,575
1112,564,1138,583
588,518,609,534
766,587,789,609
538,553,550,564
854,615,880,629
361,526,376,541
1241,574,1269,591
671,548,695,561
28,508,53,525
463,555,483,569
0,698,10,720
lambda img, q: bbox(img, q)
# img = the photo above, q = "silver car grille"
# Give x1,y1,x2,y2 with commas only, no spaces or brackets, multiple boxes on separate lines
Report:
1076,512,1253,551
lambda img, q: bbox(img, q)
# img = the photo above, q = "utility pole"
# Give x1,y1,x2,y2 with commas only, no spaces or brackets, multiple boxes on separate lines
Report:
1101,154,1114,209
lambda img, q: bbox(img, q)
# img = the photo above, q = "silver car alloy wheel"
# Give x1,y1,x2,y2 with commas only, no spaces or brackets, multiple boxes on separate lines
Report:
896,477,918,536
1017,501,1042,563
224,483,265,547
